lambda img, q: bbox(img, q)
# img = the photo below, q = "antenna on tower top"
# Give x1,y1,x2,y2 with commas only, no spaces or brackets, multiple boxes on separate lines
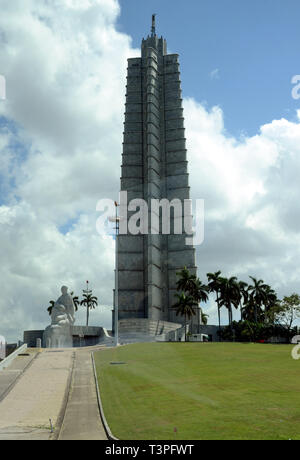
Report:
151,14,156,37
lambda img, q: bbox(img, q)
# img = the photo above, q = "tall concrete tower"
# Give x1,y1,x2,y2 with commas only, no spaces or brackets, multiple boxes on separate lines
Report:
116,17,197,326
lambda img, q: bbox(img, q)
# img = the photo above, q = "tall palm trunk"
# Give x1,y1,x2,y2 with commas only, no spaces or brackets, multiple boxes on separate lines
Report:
185,313,187,342
228,304,232,325
86,304,89,327
217,294,221,342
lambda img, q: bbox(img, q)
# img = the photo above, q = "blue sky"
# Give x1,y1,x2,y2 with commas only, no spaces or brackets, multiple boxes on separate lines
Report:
118,0,300,137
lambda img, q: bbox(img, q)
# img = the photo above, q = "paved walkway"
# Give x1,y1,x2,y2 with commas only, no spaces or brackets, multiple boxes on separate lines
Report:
58,348,107,440
0,349,73,440
0,350,37,402
0,346,108,440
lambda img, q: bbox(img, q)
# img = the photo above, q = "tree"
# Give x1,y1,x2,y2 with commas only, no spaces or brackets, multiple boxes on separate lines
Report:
70,292,80,312
218,276,240,326
191,278,209,304
72,296,80,312
265,301,283,325
242,299,257,322
263,285,278,315
176,267,197,293
172,293,198,341
207,271,223,333
201,310,209,326
176,267,209,329
237,281,248,320
81,293,98,327
247,277,268,323
47,300,55,316
275,294,300,332
191,278,209,327
219,319,294,343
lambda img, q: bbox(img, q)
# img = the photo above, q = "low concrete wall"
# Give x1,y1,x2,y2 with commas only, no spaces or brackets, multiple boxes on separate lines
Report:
71,326,111,347
24,327,110,348
118,318,181,336
156,324,188,342
0,343,28,371
23,330,44,347
71,326,102,337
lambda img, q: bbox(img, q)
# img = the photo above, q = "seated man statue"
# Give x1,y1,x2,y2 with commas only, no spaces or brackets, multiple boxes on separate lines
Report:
55,286,76,326
44,286,76,348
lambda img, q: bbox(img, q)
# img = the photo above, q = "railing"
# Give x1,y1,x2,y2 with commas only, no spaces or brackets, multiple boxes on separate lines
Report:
0,343,28,372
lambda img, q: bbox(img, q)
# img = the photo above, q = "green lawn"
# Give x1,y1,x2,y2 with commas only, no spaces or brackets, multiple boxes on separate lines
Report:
94,342,300,440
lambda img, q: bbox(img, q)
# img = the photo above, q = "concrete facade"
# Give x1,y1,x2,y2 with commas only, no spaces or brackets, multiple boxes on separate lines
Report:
118,318,181,336
23,330,44,348
23,327,111,348
116,26,197,326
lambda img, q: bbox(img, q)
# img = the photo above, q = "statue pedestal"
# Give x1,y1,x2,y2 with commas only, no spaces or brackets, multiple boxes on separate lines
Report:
43,324,73,348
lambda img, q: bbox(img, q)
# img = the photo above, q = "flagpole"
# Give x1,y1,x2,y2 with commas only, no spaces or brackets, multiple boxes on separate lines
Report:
114,201,119,347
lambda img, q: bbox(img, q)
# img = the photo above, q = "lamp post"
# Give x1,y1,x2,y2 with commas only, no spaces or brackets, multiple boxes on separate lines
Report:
109,202,120,347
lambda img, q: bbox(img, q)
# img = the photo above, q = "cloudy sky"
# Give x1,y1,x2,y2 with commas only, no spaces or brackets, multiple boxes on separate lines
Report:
1,0,300,342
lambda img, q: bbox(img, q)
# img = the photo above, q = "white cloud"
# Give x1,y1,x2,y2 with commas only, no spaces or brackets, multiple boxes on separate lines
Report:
0,0,135,341
210,68,220,80
1,0,300,341
185,98,279,216
0,201,115,339
184,99,300,324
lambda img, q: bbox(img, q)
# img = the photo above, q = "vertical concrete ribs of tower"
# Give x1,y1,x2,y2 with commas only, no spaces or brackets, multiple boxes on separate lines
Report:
117,33,197,325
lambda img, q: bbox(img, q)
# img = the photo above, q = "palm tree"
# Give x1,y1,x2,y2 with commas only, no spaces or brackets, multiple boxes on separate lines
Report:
201,310,209,325
81,294,98,327
242,299,256,322
176,267,197,293
172,293,198,341
70,292,80,312
47,300,55,316
264,285,278,313
207,271,223,334
219,276,240,326
191,278,209,328
247,277,268,323
192,279,209,304
73,297,80,312
238,281,248,320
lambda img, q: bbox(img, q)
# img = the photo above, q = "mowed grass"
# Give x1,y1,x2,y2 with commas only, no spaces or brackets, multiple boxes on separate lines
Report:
94,343,300,440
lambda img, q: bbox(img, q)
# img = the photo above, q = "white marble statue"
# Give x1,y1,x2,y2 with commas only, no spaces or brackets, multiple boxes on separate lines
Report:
44,286,76,348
